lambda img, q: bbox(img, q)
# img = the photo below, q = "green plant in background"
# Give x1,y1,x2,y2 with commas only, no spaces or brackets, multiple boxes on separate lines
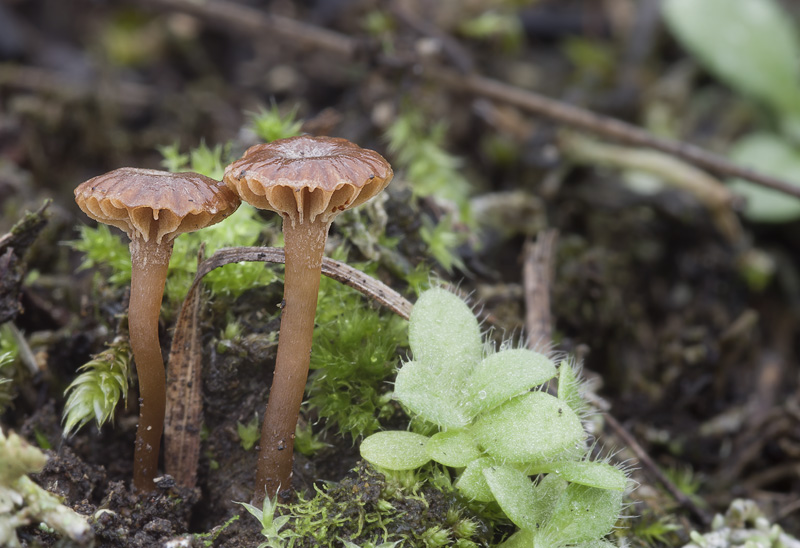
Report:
419,214,466,274
386,110,471,211
293,422,329,457
237,494,294,548
662,0,800,222
250,102,304,143
0,427,92,547
0,324,21,414
62,337,131,436
360,288,629,548
628,512,681,547
241,462,487,548
458,10,524,51
386,109,472,272
237,412,261,451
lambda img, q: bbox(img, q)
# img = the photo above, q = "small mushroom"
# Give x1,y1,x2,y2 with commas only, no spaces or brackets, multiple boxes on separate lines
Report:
223,135,393,501
75,167,240,491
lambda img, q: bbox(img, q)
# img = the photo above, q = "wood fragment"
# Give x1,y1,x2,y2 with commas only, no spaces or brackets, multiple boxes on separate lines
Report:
523,231,558,346
0,64,154,108
164,245,206,487
0,201,50,325
137,0,357,58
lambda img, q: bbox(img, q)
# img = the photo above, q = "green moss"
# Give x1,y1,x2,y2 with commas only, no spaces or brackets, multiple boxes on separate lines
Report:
0,324,21,413
250,103,304,143
385,107,472,272
61,337,132,436
306,255,408,440
237,412,261,451
260,462,488,548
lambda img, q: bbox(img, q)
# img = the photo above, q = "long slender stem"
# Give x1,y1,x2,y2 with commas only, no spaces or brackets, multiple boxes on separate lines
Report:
128,236,173,492
254,217,329,502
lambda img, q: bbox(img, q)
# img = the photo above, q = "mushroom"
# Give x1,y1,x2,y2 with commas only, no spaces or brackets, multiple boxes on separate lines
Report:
74,167,240,491
223,135,393,501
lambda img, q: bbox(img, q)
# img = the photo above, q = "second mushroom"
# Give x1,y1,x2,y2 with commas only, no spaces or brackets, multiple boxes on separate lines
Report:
223,135,393,501
75,168,240,491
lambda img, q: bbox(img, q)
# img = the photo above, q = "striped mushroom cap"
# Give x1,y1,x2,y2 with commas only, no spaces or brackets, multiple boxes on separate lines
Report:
75,168,240,243
223,135,393,227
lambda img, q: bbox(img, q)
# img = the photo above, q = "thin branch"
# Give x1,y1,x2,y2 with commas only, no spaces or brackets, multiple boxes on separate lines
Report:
137,0,358,58
430,70,800,200
560,132,744,243
604,412,712,525
0,64,155,108
194,247,413,320
523,230,558,345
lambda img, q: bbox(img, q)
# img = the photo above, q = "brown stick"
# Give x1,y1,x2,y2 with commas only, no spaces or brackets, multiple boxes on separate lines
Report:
603,412,712,525
523,231,558,346
430,69,800,200
194,247,412,320
137,0,357,58
0,64,155,108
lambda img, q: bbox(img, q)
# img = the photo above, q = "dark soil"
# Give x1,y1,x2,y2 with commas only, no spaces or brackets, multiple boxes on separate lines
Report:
1,0,800,547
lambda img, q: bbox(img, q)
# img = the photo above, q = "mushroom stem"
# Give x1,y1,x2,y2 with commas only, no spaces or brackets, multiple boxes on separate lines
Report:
255,216,329,502
128,236,173,492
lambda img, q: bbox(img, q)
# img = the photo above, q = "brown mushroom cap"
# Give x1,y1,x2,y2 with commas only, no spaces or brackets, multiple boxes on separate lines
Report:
223,135,393,226
75,167,241,243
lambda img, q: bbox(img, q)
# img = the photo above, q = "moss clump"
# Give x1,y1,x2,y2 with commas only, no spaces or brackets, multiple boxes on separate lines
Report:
279,462,487,548
306,255,408,440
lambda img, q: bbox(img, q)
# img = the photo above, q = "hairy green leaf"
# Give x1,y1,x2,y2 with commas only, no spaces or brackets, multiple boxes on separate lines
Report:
393,360,470,428
482,465,539,530
426,429,481,467
360,431,431,471
542,483,623,544
465,349,556,417
470,391,585,463
531,460,628,491
408,287,482,375
557,359,587,416
454,457,497,502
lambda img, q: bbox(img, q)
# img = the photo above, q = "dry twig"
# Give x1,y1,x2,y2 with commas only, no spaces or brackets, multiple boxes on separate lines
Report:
523,230,558,345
